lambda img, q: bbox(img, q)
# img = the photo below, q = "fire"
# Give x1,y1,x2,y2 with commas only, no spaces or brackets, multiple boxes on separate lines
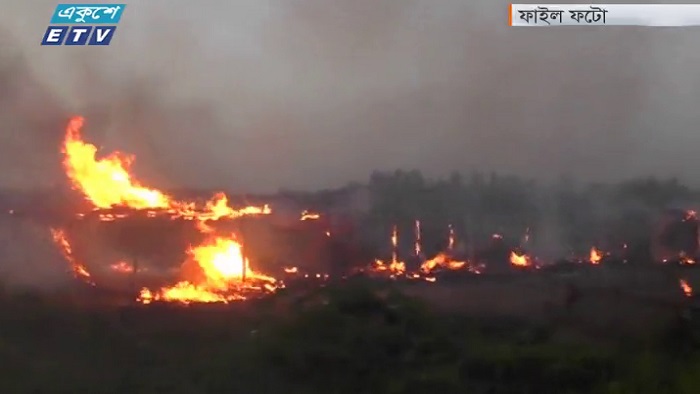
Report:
680,279,693,297
448,224,455,251
197,193,271,221
420,253,466,273
138,235,278,304
50,228,94,285
301,210,320,220
510,251,532,267
367,223,478,279
139,283,234,305
192,236,259,285
284,266,299,274
372,259,406,276
366,225,407,277
53,116,279,297
679,251,696,265
63,116,171,209
62,116,270,220
589,247,602,265
414,220,421,256
110,261,134,274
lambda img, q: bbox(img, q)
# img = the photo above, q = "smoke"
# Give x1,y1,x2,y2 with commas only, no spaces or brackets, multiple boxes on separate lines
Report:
0,218,73,289
1,1,699,193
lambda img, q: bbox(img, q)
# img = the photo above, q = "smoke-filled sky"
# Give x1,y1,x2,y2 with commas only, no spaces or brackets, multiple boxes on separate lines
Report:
1,1,699,192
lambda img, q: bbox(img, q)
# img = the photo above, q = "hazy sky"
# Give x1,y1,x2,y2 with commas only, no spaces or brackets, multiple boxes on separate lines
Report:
1,1,699,192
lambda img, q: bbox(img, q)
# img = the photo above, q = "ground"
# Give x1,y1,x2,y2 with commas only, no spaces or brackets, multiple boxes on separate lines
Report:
1,273,700,394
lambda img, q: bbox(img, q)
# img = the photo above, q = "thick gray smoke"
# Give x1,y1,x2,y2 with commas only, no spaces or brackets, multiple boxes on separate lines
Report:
1,0,699,193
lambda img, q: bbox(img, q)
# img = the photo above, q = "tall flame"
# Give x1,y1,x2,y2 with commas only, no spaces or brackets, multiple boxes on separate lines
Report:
448,224,455,251
414,220,421,256
391,225,398,264
62,116,270,219
63,116,171,209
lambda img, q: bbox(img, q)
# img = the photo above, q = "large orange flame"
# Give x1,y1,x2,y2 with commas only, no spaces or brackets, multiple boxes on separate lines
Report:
138,235,278,304
62,116,271,220
63,116,171,209
54,116,277,301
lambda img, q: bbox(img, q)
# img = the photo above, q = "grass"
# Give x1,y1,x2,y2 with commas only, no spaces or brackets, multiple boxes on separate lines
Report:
0,279,700,393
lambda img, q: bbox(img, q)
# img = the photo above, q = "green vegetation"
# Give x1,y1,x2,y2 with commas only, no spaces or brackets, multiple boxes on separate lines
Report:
0,280,699,393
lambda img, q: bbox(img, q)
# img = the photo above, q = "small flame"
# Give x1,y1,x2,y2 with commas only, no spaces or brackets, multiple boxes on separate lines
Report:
301,210,320,221
50,228,94,285
372,259,406,276
110,261,134,274
510,251,531,267
680,279,693,297
679,251,696,265
414,220,421,256
139,282,236,305
420,253,466,273
589,247,602,265
391,225,398,264
448,224,455,251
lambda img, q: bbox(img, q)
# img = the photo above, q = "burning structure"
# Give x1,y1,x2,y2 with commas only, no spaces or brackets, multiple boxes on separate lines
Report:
9,115,695,306
52,116,280,304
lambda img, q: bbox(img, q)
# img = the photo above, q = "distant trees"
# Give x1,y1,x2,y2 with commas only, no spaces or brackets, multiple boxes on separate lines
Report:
271,170,700,258
353,170,700,256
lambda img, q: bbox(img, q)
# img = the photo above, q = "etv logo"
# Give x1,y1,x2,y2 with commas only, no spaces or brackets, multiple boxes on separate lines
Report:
41,3,126,46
